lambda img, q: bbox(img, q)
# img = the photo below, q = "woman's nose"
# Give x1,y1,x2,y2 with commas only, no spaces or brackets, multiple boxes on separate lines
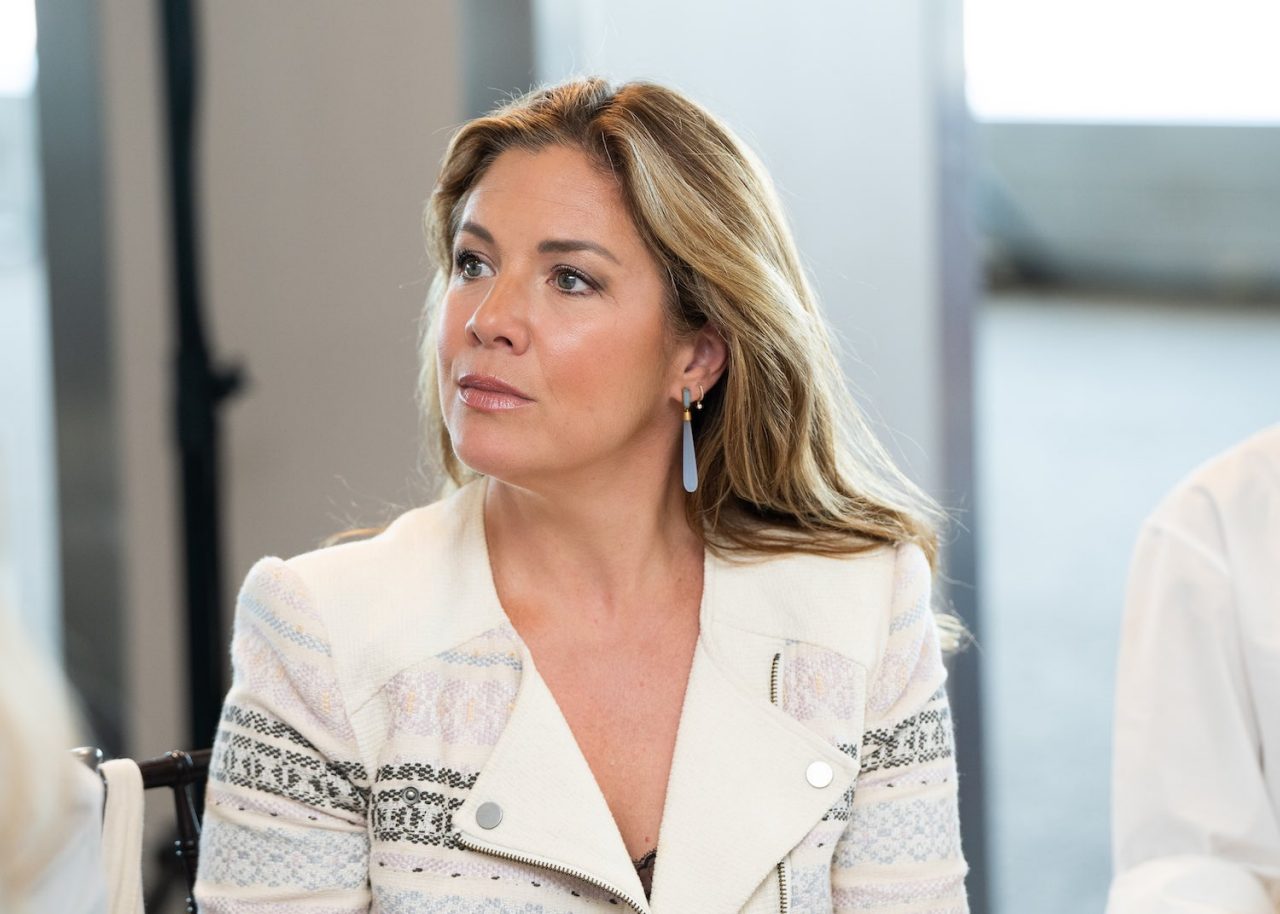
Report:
464,274,530,353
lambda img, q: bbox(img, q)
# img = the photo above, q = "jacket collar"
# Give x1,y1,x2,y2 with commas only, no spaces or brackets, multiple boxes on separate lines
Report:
451,478,859,912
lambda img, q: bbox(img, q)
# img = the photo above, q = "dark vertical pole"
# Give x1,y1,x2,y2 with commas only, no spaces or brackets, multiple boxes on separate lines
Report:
156,0,243,753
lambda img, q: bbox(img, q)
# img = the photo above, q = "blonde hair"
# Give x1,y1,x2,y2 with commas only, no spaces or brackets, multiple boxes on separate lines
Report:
419,78,949,593
0,593,85,913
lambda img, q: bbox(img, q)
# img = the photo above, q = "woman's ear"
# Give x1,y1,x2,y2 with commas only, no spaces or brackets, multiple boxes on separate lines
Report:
682,324,728,392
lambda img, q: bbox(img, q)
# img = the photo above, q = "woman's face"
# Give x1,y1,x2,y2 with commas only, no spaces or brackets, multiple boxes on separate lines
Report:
436,144,688,487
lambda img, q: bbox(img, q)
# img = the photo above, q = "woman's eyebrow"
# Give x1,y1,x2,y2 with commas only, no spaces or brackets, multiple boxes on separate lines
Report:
537,238,620,265
458,220,620,265
458,220,495,244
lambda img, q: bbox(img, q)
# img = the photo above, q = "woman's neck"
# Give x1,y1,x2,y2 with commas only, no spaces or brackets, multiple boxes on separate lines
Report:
482,471,702,630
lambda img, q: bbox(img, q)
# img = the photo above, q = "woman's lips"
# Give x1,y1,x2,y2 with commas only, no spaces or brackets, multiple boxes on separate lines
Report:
457,374,533,412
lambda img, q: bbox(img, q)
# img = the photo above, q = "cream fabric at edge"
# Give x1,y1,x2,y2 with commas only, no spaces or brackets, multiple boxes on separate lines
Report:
100,758,145,914
1109,424,1280,913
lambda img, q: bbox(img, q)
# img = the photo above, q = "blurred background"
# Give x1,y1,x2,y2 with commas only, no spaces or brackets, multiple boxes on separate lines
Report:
2,1,1277,911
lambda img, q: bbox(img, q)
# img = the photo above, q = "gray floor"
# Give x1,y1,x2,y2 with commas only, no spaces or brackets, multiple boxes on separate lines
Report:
977,289,1280,913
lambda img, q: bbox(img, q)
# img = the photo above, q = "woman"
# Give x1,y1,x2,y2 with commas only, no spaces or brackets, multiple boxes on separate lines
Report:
195,76,968,914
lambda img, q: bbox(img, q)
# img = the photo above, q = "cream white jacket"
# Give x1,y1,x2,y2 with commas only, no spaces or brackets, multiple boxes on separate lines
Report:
1109,425,1280,913
194,478,968,914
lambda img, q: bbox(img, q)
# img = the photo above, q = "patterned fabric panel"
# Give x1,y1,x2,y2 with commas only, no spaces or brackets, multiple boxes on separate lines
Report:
860,692,954,777
835,792,963,868
370,855,627,913
382,626,522,748
200,819,369,892
371,624,521,858
779,639,867,824
777,638,868,912
201,903,365,914
372,885,601,914
235,565,357,744
826,543,969,913
371,760,479,849
832,872,968,913
783,820,847,912
211,704,369,816
196,558,373,912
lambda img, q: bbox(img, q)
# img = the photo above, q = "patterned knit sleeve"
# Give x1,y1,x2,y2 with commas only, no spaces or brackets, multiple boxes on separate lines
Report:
831,542,969,913
194,557,372,913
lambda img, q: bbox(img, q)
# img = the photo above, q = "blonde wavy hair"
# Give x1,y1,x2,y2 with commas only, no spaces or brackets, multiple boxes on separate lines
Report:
419,77,949,592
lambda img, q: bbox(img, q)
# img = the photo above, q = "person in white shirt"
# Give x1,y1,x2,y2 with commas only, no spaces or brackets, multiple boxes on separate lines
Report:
1109,424,1280,913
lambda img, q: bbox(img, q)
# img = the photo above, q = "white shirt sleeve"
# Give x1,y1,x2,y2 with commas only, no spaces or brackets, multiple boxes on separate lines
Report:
1109,490,1280,913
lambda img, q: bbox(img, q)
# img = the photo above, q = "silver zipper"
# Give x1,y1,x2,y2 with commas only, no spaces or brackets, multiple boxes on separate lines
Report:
455,833,648,914
769,652,792,914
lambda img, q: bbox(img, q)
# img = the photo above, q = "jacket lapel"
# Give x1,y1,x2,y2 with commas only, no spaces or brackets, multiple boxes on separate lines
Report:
648,638,858,913
453,632,856,914
453,638,653,911
451,501,858,914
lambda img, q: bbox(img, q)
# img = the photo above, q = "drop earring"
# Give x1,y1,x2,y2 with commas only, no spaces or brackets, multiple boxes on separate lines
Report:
681,387,698,493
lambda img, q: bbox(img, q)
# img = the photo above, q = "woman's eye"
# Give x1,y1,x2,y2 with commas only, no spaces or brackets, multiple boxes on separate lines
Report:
455,251,490,280
554,269,591,294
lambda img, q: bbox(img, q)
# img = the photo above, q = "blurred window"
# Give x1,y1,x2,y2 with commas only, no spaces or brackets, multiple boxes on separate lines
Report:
966,0,1280,124
0,0,38,97
1,0,60,657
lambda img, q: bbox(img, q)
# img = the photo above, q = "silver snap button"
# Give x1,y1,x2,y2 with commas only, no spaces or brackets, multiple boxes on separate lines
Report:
476,801,503,829
806,760,834,788
403,787,420,804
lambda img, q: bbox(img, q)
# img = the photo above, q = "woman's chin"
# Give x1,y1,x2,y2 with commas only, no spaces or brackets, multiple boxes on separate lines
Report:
451,443,542,485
